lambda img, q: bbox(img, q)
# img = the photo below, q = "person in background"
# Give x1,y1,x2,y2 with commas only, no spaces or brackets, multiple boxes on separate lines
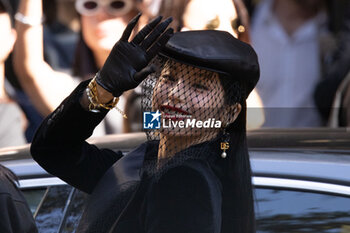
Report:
14,0,153,135
0,164,38,232
0,0,26,147
251,0,328,127
158,0,265,129
314,0,350,126
41,0,80,71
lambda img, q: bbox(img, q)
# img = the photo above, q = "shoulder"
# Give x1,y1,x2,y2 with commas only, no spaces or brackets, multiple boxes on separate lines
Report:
0,178,26,205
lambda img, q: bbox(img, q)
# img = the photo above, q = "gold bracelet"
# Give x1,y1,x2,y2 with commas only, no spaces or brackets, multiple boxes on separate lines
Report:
88,78,119,109
86,87,100,113
86,77,127,119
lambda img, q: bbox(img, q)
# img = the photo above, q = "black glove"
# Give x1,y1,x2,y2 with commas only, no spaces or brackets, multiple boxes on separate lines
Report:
96,14,174,97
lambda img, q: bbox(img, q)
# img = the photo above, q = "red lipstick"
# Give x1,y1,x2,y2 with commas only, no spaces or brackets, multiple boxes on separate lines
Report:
160,105,191,120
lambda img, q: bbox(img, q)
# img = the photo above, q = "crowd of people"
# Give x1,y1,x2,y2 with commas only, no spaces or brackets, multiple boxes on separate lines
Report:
0,0,349,148
0,0,350,232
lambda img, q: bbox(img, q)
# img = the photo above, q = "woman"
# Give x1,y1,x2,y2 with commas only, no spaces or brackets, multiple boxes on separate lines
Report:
14,0,152,135
31,14,259,233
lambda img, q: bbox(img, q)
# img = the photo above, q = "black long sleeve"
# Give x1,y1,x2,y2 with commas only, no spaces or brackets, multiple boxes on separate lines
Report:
31,80,123,194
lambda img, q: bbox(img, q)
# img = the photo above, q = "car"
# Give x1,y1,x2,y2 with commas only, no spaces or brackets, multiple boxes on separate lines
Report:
1,129,350,233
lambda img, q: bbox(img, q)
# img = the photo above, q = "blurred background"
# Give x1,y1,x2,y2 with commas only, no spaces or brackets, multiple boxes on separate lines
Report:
1,0,350,148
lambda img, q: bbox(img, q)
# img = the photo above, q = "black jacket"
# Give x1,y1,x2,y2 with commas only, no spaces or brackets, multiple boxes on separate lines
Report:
31,81,225,233
0,169,38,233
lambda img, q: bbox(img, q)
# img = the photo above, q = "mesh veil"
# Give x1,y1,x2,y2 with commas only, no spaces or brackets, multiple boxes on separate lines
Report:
141,56,243,176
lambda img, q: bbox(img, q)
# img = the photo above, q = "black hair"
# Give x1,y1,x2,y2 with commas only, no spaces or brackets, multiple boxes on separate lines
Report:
218,75,256,233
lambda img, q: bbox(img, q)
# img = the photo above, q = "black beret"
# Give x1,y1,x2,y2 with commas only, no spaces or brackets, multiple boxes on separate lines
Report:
159,30,260,98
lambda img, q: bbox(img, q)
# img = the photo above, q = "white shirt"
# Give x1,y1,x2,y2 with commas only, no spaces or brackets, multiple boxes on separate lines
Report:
251,0,326,127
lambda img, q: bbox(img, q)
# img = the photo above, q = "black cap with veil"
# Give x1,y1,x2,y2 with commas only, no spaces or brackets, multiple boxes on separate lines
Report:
140,30,259,174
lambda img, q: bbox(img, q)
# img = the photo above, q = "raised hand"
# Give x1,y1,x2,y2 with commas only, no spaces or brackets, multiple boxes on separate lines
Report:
97,14,174,97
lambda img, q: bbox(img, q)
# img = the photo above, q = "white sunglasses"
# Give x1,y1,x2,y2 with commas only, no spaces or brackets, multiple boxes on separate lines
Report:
75,0,134,17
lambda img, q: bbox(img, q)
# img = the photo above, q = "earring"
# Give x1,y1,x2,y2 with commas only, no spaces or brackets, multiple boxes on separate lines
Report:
220,128,230,158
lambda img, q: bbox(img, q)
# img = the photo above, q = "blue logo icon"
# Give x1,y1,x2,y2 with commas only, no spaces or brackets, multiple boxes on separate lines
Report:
143,111,161,129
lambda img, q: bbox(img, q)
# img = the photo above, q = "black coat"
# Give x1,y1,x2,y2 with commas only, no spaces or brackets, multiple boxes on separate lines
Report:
31,81,231,233
0,170,38,233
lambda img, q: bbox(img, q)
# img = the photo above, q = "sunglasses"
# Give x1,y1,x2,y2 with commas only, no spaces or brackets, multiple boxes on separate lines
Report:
75,0,134,17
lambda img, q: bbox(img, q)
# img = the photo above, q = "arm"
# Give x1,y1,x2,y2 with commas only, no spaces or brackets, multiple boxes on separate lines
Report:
13,0,76,116
144,165,222,233
30,80,123,194
31,15,173,193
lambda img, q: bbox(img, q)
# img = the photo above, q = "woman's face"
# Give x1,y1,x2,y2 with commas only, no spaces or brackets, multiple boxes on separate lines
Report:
152,60,227,137
81,3,137,53
182,0,238,38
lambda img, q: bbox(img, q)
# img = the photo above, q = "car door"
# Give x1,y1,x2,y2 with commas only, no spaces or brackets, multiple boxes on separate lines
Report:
254,184,350,232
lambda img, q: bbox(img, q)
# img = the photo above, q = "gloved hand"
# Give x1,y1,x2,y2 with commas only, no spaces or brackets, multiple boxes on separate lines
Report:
96,14,174,97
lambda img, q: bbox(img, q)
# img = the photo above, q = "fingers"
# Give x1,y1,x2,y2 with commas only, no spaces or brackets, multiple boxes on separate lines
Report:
132,16,163,45
120,13,142,41
146,28,174,60
140,17,173,50
134,65,156,83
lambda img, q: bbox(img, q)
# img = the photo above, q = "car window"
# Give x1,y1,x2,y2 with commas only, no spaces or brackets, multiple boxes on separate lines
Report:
255,188,350,233
35,185,73,232
22,188,46,214
60,189,89,233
